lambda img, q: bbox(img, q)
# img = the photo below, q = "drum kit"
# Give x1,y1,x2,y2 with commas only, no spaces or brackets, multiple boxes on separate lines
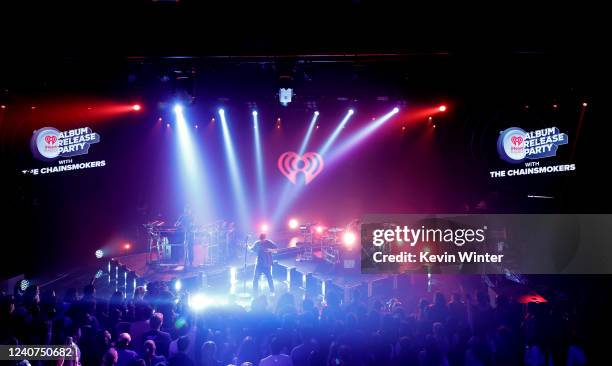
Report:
297,223,344,246
144,219,235,268
296,223,346,264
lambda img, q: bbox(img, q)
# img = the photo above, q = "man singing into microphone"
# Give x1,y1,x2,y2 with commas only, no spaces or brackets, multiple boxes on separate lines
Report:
250,233,277,294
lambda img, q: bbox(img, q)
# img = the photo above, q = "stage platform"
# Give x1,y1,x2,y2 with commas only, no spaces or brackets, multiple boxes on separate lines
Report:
25,245,535,313
112,248,394,304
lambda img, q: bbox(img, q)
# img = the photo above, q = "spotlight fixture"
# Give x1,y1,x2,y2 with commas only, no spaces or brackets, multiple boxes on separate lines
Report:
279,88,293,106
189,293,208,311
132,104,142,111
438,105,447,112
288,218,299,229
172,69,196,106
95,249,104,259
343,231,357,248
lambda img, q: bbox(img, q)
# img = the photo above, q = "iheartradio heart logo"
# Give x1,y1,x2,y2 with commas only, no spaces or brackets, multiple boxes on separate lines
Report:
511,135,523,146
45,135,57,145
278,151,324,185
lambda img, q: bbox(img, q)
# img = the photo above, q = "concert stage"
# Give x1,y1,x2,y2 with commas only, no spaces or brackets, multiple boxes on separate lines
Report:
103,239,393,305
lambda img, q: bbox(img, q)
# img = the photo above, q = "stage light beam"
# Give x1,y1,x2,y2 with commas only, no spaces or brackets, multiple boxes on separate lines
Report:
189,293,208,311
173,104,212,222
252,110,266,216
318,109,355,156
325,107,400,165
298,111,320,155
271,108,396,226
219,108,250,230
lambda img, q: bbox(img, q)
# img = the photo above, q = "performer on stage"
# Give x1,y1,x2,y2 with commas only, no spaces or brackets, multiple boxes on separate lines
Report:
175,205,194,268
249,233,277,294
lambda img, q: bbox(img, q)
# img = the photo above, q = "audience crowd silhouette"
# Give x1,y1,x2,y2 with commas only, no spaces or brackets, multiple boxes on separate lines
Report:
0,280,588,366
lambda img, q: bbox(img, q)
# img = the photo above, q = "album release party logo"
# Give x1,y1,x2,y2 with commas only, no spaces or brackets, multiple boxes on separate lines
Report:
31,127,100,161
497,127,568,163
278,151,324,184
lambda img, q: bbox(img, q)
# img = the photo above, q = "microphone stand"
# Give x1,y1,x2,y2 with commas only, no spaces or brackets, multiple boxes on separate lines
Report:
236,235,252,302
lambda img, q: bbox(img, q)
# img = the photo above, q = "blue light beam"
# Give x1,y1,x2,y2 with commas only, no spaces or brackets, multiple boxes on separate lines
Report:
271,109,352,225
173,104,212,222
298,111,320,155
318,109,354,156
252,111,266,217
271,107,399,224
219,108,250,230
324,107,399,165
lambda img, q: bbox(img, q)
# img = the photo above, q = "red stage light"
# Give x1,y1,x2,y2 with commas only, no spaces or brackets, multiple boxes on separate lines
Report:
123,243,131,250
518,293,548,304
132,104,141,111
438,105,447,112
0,105,5,109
